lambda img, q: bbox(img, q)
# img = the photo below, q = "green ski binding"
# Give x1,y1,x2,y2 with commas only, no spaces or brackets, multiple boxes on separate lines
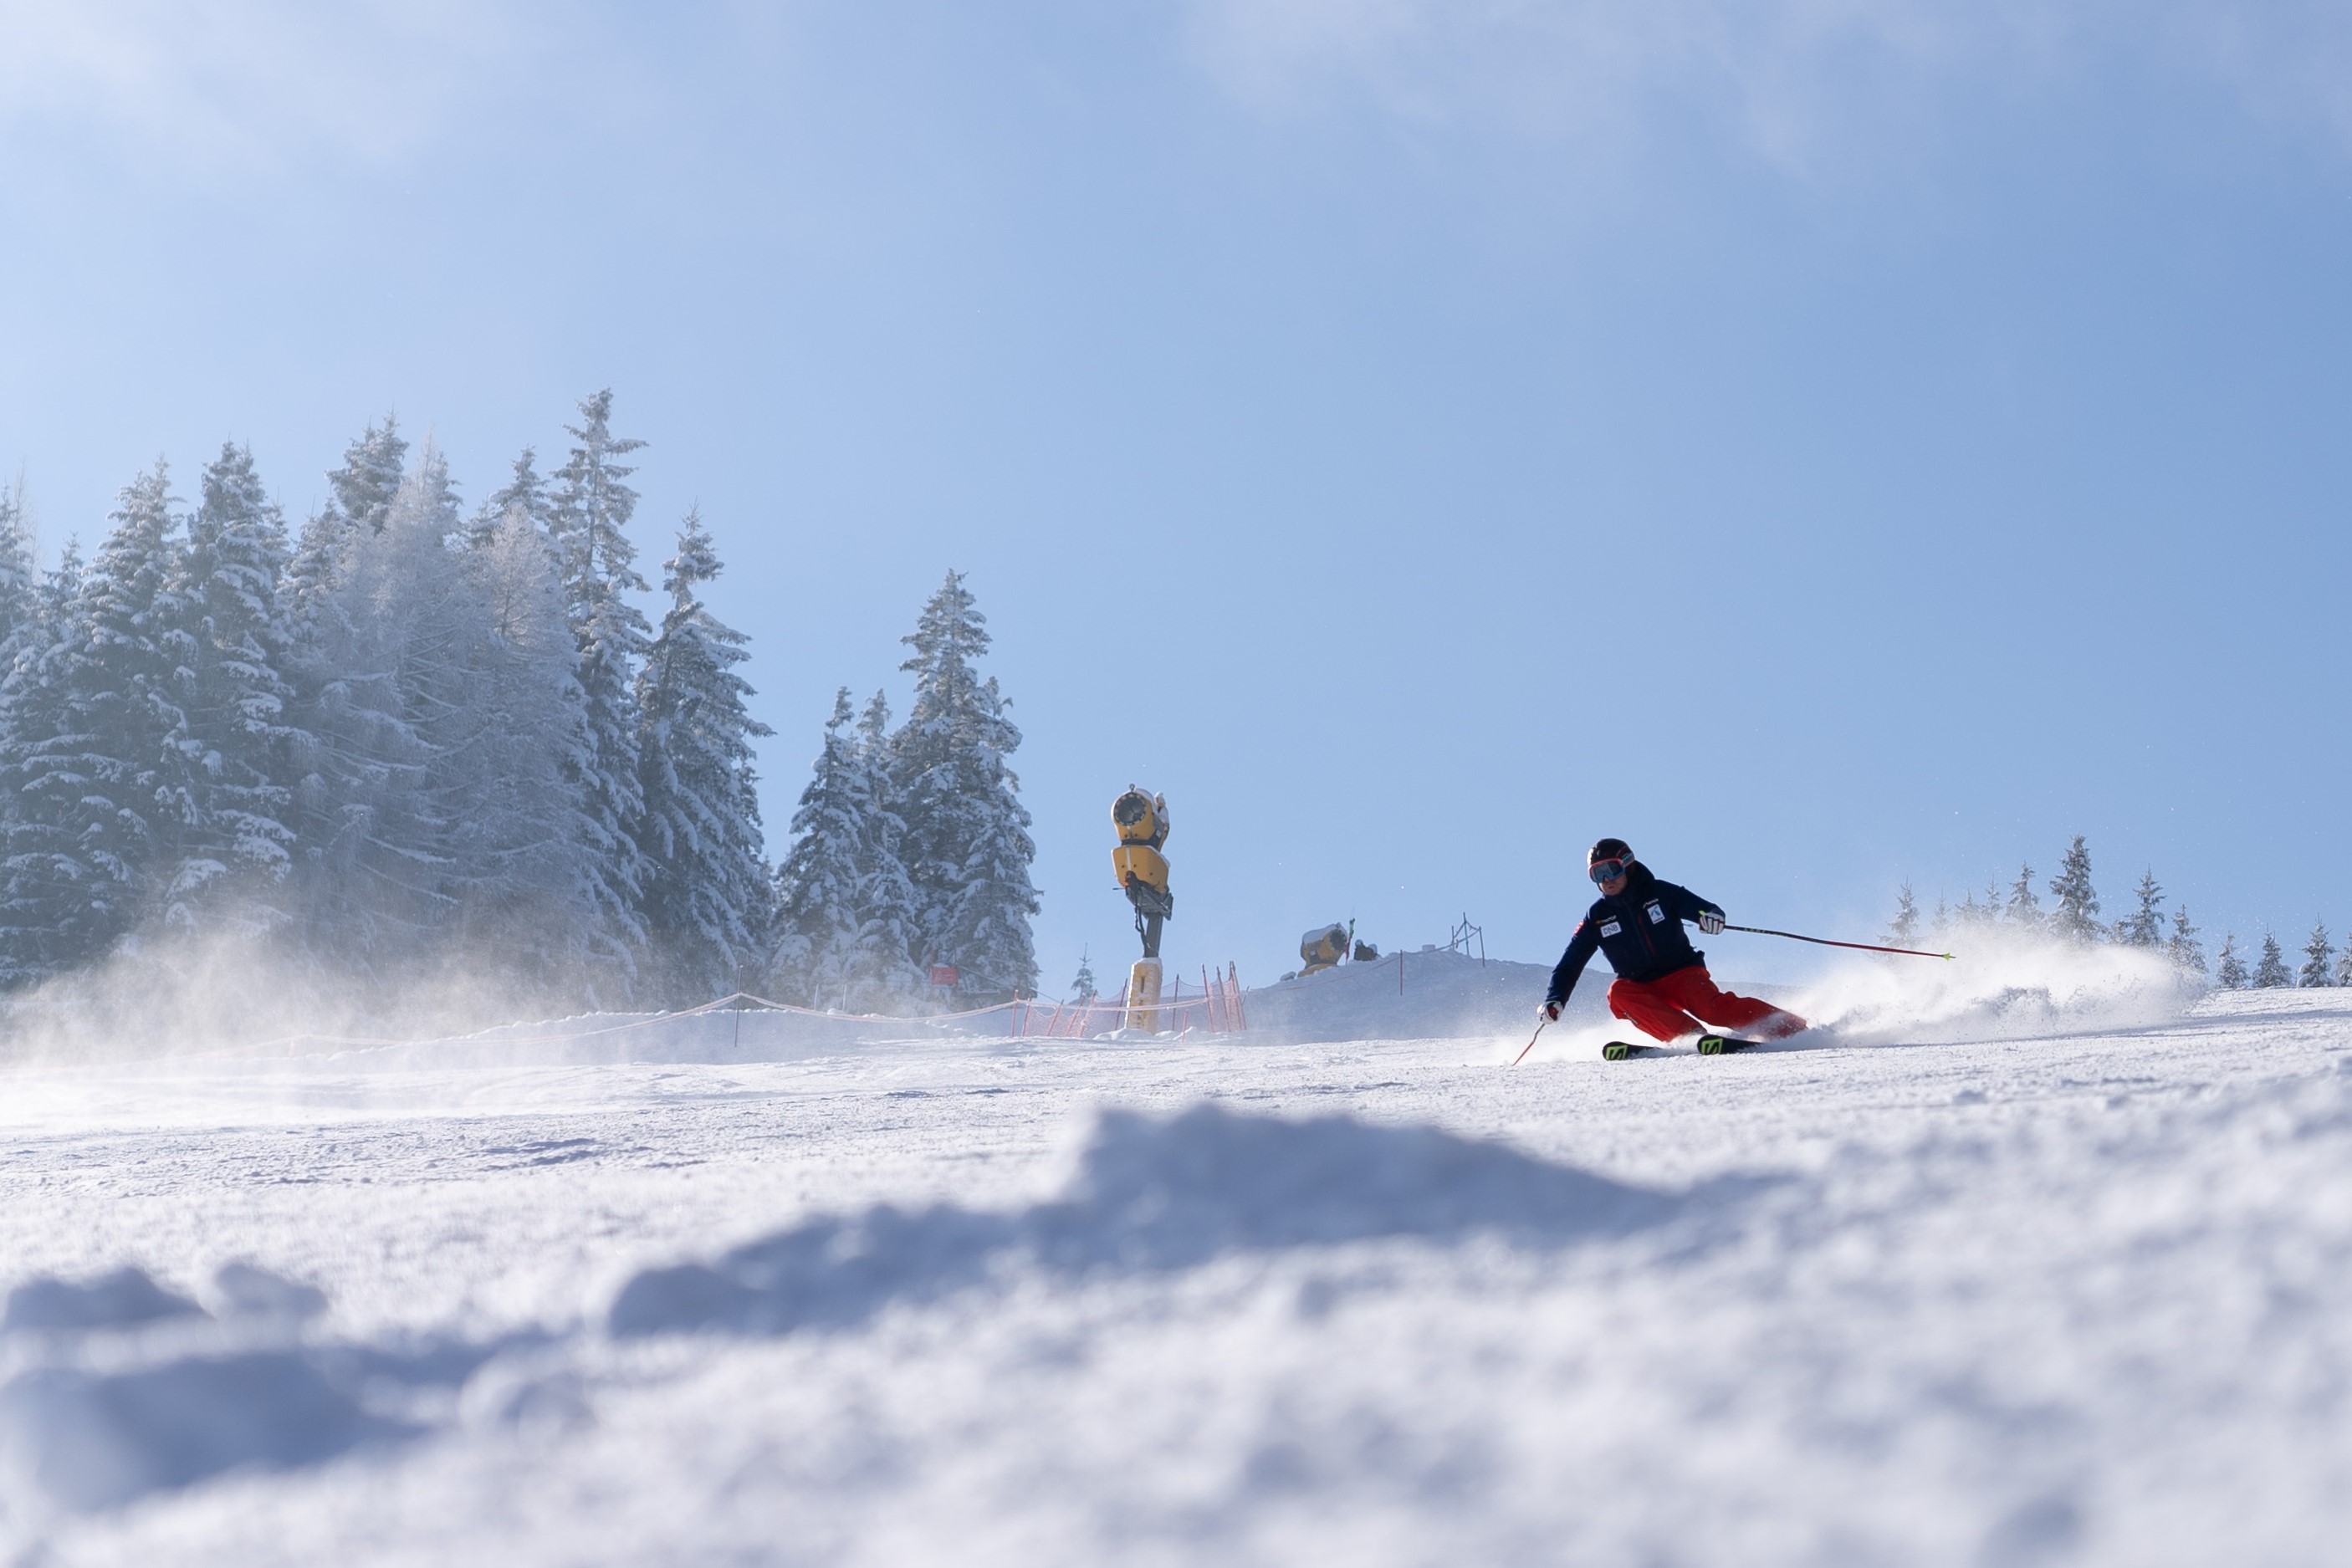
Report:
1696,1034,1761,1055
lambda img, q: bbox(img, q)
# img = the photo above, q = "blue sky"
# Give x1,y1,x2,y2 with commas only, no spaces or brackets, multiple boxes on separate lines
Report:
3,1,2349,989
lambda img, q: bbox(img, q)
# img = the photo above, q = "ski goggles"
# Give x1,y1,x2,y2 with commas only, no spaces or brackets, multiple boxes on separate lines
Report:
1588,858,1630,886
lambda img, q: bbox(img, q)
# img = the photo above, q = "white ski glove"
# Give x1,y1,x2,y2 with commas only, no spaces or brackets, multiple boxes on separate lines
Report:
1697,912,1725,935
1537,999,1561,1023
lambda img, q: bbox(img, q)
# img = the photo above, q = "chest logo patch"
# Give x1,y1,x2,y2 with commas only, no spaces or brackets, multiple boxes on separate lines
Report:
1599,920,1623,937
1647,901,1666,923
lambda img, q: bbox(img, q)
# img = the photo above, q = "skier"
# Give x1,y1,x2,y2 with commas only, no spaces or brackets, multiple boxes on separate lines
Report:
1536,838,1807,1044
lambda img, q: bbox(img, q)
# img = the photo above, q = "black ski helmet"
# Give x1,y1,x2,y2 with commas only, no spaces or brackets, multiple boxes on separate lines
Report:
1588,837,1633,866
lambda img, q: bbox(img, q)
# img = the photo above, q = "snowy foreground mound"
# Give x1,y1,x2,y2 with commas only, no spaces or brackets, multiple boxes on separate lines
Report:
5,977,2352,1563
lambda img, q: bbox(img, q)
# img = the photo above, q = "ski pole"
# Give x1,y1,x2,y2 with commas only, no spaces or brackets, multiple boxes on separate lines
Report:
1724,924,1952,961
1512,1015,1549,1065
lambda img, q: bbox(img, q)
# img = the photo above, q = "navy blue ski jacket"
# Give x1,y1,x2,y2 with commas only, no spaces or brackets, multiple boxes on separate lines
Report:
1545,864,1726,1005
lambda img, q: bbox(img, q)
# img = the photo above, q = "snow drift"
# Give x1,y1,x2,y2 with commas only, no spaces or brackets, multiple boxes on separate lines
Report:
1,1355,387,1514
608,1102,1673,1336
0,1264,427,1519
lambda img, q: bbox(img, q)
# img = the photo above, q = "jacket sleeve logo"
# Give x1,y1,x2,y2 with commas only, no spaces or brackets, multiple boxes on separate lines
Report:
1599,919,1623,937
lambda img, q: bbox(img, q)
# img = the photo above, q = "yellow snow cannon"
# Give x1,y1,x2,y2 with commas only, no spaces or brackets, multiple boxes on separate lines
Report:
1299,922,1350,977
1112,787,1168,850
1112,786,1173,1029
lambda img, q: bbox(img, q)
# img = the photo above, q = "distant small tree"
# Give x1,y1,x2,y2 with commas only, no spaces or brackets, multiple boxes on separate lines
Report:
2255,932,2291,988
1071,950,1097,1004
2216,932,2247,989
2119,871,2165,948
2167,906,2207,978
2007,865,2043,930
1887,882,1920,947
1930,895,1950,940
2048,837,2099,942
2301,921,2335,988
2335,942,2352,988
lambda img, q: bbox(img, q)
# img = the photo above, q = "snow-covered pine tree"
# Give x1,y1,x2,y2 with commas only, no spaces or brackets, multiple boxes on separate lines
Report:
0,476,37,698
2255,932,2291,988
2168,906,2207,978
0,478,33,869
281,416,417,964
2119,870,2164,947
848,689,924,1009
632,509,772,1004
27,541,77,641
1886,882,1920,947
1071,950,1097,1004
2337,942,2352,988
332,417,406,537
2048,837,2099,942
2007,865,2042,930
770,687,926,1012
436,476,610,995
148,442,301,932
0,466,182,973
286,416,404,642
1930,895,1949,939
0,478,38,824
890,572,1040,1004
770,690,867,1009
549,391,653,991
2300,921,2334,988
473,448,550,549
304,443,486,968
2216,932,2246,989
0,541,84,983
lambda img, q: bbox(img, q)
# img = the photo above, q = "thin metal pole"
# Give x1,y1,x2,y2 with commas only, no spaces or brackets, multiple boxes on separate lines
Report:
1724,924,1953,960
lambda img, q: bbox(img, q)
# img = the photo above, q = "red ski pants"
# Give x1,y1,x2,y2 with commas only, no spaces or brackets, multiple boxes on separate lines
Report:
1607,964,1806,1043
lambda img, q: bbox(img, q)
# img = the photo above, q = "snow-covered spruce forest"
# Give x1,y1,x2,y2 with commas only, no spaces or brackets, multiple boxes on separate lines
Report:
1898,832,2350,993
0,393,1039,1024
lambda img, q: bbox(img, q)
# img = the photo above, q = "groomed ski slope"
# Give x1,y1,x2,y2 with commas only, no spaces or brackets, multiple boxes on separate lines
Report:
5,945,2352,1565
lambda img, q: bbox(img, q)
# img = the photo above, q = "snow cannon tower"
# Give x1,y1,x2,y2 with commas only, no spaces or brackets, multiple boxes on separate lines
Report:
1112,787,1173,1030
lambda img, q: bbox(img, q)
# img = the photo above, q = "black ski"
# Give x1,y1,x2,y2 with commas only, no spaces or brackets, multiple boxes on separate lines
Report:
1601,1040,1666,1061
1695,1034,1763,1056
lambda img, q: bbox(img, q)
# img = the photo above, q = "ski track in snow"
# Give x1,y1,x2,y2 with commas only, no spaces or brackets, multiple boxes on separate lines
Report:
4,978,2352,1563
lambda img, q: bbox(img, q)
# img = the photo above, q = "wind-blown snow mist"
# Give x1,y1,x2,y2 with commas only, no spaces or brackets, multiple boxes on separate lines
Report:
1790,931,2201,1047
0,927,598,1070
